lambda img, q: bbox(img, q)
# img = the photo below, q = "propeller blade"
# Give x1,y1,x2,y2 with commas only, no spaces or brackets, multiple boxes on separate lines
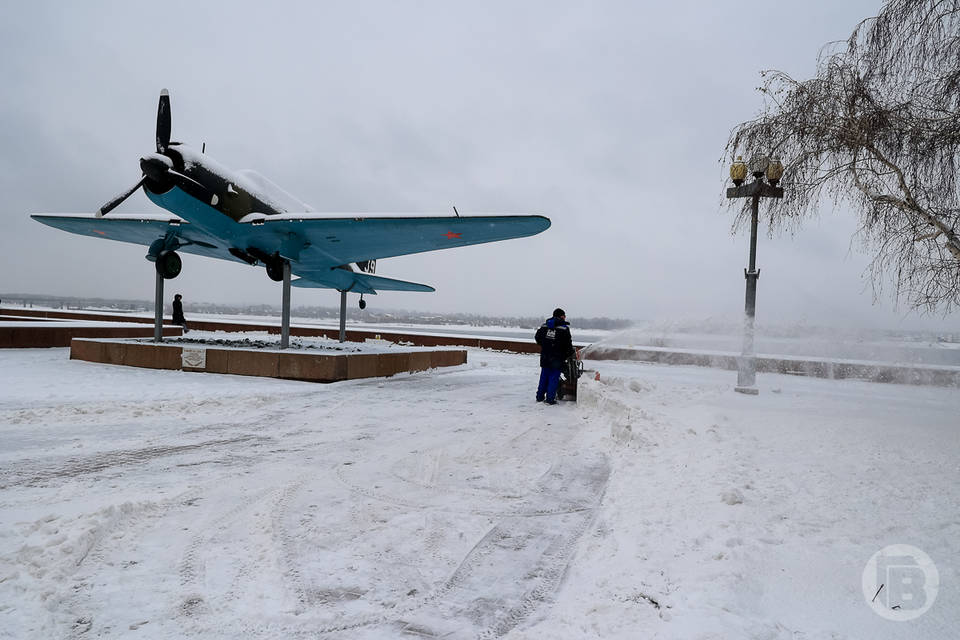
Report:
98,176,147,217
156,88,171,153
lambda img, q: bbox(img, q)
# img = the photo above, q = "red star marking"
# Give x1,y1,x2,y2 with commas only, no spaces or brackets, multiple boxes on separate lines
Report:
93,230,106,235
444,231,462,239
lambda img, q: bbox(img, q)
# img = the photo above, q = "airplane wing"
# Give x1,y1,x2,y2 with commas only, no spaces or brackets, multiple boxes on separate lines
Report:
30,214,239,263
291,270,435,294
236,214,551,266
31,213,550,292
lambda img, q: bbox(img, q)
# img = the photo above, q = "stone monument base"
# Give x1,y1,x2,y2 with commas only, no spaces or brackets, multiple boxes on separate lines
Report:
69,338,467,383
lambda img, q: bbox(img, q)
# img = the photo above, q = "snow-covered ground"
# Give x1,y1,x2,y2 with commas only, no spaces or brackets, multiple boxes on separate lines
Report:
0,347,956,638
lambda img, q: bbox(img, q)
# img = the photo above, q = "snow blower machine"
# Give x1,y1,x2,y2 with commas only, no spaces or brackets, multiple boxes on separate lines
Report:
557,348,584,402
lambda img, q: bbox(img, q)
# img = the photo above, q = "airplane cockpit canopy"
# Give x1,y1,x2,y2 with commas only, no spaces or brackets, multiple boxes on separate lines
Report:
235,169,315,214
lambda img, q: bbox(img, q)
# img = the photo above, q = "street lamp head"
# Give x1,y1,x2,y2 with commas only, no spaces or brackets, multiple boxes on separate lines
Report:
766,158,784,185
748,155,769,179
730,156,748,186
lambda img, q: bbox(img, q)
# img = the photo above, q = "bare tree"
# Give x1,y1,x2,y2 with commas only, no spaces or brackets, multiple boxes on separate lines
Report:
726,0,960,312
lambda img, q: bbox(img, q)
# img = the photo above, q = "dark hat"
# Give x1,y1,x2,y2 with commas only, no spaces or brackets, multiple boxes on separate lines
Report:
552,308,565,318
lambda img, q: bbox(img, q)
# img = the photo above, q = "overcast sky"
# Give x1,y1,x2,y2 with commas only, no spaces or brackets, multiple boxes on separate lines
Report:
2,0,953,330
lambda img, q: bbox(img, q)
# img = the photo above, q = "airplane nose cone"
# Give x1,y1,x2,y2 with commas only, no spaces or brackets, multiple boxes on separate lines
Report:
140,153,173,181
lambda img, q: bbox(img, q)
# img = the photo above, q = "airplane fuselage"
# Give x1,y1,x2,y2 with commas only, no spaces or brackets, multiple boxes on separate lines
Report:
144,145,285,220
142,144,377,275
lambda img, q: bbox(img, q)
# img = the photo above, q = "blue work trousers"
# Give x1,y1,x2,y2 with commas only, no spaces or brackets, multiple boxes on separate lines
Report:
537,366,562,402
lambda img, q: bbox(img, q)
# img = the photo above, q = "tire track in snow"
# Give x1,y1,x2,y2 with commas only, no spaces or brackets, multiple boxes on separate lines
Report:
0,436,267,489
398,452,611,638
178,483,281,591
178,452,609,639
266,475,316,613
42,488,204,639
0,393,289,426
336,455,600,518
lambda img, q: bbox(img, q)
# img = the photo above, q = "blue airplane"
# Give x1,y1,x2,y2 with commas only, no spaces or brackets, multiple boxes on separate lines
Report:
32,90,550,309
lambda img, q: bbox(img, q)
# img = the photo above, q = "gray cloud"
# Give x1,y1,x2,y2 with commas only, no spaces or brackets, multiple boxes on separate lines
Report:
3,0,952,330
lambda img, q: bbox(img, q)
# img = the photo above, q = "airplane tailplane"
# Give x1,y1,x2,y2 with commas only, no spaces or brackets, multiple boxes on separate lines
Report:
292,270,434,294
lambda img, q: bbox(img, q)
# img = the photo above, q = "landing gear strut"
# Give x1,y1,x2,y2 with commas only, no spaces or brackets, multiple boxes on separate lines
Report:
359,295,366,310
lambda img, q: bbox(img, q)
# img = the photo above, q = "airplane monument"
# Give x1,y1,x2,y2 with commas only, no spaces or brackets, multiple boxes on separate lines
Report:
33,90,550,346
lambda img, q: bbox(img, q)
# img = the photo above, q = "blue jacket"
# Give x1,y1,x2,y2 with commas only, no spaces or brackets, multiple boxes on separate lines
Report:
535,317,573,369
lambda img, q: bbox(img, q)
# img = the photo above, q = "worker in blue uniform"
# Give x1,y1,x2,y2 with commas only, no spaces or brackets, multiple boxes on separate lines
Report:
535,308,574,404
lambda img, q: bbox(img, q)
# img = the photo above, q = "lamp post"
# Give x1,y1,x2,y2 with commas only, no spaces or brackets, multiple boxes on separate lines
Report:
727,155,783,394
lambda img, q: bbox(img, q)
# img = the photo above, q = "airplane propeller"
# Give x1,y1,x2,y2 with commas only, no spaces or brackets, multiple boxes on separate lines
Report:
98,177,148,216
97,89,208,217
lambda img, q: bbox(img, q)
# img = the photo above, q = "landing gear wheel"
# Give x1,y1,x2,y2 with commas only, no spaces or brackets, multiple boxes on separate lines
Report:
156,250,182,279
359,296,367,310
266,260,285,282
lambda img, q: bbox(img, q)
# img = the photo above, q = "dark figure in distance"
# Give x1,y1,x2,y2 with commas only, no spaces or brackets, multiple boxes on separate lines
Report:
535,308,573,404
172,293,189,333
